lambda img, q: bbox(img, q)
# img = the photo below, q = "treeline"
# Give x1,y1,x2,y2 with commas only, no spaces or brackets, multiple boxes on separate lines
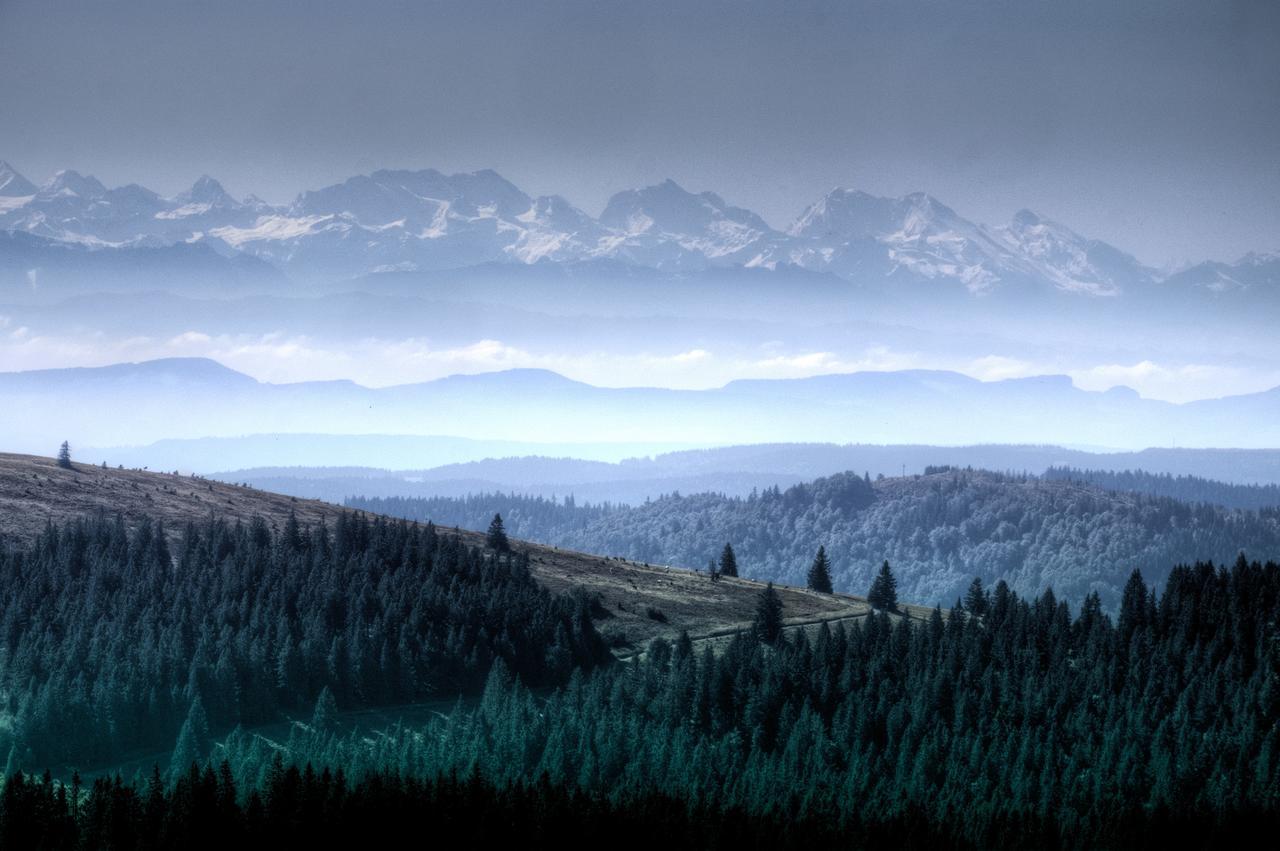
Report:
1044,466,1280,510
351,470,1280,607
0,513,607,769
0,763,965,851
144,556,1279,848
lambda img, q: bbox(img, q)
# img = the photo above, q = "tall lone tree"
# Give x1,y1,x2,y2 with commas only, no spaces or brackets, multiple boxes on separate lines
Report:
57,441,72,469
964,577,989,616
718,543,739,578
754,582,784,644
867,560,898,611
807,546,834,593
486,513,510,552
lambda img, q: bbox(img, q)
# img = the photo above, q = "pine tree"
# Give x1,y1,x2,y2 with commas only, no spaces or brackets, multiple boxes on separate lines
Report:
486,513,510,552
754,582,784,644
807,546,834,593
964,577,988,616
168,696,210,781
718,543,738,578
311,686,339,732
56,441,72,469
707,558,719,582
868,560,898,611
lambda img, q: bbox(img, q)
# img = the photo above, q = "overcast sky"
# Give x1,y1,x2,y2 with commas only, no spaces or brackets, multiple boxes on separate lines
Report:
1,0,1276,266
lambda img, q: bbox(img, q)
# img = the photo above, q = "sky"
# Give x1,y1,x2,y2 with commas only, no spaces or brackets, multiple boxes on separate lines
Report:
1,0,1277,267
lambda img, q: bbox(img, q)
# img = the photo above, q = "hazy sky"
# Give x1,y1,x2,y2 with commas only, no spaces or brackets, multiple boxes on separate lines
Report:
1,0,1277,266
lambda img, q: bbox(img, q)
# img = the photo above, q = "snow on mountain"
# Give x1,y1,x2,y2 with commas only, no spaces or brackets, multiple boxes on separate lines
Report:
776,189,1153,296
990,209,1151,295
0,161,37,199
0,159,1261,301
777,189,1018,291
1162,251,1280,299
597,179,779,269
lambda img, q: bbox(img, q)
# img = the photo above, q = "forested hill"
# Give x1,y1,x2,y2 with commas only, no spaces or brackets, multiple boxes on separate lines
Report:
0,451,875,660
1044,466,1280,510
351,469,1280,608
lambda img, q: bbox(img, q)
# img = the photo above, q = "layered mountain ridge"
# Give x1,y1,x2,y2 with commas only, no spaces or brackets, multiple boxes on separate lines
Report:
3,356,1279,451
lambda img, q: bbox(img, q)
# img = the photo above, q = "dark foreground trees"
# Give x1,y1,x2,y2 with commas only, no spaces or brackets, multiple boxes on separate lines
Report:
56,441,72,469
0,764,956,851
3,551,1280,847
0,513,608,769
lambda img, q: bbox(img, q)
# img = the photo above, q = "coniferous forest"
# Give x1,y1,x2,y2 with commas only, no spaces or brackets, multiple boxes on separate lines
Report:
0,513,607,770
350,469,1280,607
0,509,1278,848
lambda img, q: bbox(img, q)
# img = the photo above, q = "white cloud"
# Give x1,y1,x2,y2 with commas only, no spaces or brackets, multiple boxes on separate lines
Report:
1068,361,1280,404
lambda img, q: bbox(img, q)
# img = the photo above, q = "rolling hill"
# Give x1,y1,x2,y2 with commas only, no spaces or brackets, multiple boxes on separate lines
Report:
352,468,1280,608
0,451,900,660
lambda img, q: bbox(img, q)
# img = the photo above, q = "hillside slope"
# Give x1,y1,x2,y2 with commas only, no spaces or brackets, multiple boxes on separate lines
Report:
352,469,1280,608
0,452,895,657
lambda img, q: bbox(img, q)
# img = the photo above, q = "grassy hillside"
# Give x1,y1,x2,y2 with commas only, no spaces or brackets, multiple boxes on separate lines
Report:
0,452,894,661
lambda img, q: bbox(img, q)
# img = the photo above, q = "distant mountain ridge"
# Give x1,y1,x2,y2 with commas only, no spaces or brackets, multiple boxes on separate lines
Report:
214,444,1280,506
3,357,1280,452
0,159,1273,298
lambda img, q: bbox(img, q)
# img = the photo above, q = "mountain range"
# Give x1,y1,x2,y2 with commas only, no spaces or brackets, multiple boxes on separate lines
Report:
3,357,1279,455
1,160,1275,299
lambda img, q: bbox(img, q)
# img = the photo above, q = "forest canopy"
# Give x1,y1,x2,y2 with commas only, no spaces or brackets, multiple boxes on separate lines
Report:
350,469,1280,607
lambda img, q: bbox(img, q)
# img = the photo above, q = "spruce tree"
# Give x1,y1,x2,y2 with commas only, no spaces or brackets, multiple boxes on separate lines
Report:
807,546,834,593
868,560,898,611
168,696,210,781
754,582,784,644
964,577,988,616
718,543,738,578
311,686,339,732
56,441,72,469
486,513,510,552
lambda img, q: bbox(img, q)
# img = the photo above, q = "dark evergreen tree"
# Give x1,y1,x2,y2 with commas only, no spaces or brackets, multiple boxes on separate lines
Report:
867,560,898,611
311,686,338,732
718,542,738,578
486,513,510,552
56,441,72,469
963,576,988,616
167,697,210,782
753,582,784,644
806,546,833,593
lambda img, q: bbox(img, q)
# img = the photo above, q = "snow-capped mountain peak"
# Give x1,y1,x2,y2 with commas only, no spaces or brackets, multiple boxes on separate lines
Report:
179,175,237,207
0,160,37,197
0,161,1260,300
41,169,108,199
992,209,1149,296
